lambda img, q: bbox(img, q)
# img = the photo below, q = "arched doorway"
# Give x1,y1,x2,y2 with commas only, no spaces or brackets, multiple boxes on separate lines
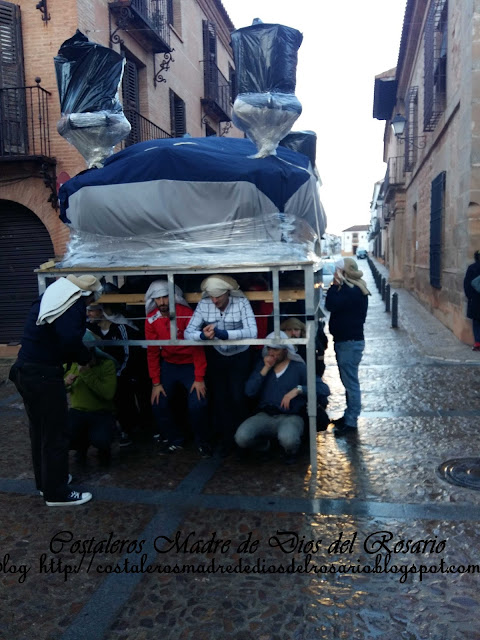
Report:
0,200,54,343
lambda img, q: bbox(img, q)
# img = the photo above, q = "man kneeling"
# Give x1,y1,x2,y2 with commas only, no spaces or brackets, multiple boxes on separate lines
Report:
234,332,306,464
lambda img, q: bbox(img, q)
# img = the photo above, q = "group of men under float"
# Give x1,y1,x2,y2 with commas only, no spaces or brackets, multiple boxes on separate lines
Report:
10,260,370,506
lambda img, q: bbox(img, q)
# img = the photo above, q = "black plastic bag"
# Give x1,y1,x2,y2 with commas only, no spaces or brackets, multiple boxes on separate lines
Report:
230,22,303,95
54,30,125,114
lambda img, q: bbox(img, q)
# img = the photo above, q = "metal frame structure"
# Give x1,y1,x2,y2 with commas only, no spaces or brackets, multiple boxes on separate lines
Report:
36,260,322,478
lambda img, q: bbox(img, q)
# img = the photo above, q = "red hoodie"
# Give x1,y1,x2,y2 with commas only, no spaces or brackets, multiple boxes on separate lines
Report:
145,304,207,385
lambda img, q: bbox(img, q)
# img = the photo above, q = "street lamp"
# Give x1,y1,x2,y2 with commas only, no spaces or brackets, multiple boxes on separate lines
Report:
390,113,426,149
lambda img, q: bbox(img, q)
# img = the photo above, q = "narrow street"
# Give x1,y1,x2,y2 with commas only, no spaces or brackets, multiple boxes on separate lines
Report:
0,258,480,640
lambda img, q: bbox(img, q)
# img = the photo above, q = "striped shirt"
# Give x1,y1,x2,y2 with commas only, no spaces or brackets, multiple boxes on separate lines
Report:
184,295,258,356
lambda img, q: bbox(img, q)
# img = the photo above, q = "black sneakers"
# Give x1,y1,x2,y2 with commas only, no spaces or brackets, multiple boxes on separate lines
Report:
158,443,184,455
333,423,358,437
45,490,93,507
198,444,213,458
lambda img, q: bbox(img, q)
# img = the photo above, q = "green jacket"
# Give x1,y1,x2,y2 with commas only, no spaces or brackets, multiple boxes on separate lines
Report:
65,359,117,412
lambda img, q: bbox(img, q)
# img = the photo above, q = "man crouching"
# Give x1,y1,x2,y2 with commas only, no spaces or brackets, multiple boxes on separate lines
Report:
234,331,306,464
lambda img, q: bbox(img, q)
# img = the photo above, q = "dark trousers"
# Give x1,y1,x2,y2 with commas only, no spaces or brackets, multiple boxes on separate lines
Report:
114,372,152,436
206,347,252,447
151,361,209,446
9,360,70,501
68,408,115,454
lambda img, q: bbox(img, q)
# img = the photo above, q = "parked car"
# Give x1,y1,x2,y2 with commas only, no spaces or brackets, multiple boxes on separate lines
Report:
356,249,368,259
321,261,336,288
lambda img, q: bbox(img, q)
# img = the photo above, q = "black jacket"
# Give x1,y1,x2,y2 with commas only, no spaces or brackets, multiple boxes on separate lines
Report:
325,283,368,342
18,297,90,366
464,261,480,320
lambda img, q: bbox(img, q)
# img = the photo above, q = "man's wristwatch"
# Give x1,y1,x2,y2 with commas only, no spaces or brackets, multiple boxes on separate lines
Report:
296,385,303,393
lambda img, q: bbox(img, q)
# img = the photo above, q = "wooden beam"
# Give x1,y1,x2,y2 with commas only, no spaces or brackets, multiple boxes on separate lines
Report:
97,289,306,305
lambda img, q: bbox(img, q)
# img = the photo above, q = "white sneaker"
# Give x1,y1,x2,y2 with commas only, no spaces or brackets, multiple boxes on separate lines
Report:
39,473,72,496
45,490,93,507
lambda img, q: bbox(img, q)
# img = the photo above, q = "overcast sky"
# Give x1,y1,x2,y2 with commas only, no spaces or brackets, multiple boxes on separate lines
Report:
221,0,408,235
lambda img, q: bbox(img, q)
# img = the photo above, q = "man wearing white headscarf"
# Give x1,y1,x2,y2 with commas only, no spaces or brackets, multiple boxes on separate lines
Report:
234,331,307,464
184,274,257,456
325,257,370,436
87,302,149,447
144,280,210,456
8,274,102,506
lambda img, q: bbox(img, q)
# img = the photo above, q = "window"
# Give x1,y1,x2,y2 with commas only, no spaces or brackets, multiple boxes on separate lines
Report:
229,63,237,104
0,0,27,154
205,123,216,137
424,0,447,131
122,56,141,146
169,89,186,137
429,171,446,289
202,20,218,101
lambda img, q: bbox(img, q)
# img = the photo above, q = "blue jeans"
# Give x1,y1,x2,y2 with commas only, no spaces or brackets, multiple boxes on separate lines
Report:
152,361,208,446
234,412,304,454
334,340,365,428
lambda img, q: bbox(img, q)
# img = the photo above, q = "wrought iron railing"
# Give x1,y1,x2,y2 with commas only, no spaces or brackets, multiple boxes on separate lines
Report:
122,108,172,147
0,83,52,158
130,0,171,47
202,60,231,120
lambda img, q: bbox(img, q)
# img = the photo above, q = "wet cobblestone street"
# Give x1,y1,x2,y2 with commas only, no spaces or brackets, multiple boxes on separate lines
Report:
1,258,480,640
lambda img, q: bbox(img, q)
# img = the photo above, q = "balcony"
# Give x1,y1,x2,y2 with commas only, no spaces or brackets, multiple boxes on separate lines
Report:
122,109,172,147
109,0,171,53
201,61,231,122
0,83,52,160
384,156,405,190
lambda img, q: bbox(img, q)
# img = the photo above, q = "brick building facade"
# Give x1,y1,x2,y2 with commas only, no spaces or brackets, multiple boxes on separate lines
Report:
0,0,241,341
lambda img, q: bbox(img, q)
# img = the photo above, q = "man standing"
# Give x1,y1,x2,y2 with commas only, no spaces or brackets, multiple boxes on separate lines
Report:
184,274,258,455
9,274,101,506
144,280,211,456
463,250,480,351
234,331,306,464
325,257,370,437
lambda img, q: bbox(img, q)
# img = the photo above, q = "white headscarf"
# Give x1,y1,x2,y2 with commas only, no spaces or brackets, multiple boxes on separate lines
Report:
262,331,305,362
87,304,139,331
200,275,245,298
145,280,190,315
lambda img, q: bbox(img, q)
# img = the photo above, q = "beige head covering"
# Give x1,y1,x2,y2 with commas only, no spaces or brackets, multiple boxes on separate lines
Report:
280,317,306,337
66,274,103,295
200,274,245,298
335,258,370,296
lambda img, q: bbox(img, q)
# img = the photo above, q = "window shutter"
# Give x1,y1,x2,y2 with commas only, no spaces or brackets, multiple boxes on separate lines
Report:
122,57,140,145
0,1,24,88
0,1,26,154
122,59,139,110
429,171,446,289
202,20,218,100
169,89,185,137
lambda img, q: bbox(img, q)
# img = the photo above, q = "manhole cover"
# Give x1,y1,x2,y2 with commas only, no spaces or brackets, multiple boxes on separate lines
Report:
437,458,480,490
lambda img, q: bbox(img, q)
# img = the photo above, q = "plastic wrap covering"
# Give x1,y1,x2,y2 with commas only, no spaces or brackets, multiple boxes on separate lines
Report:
57,111,131,169
230,22,303,158
58,214,319,268
59,137,325,240
279,130,317,167
54,30,130,168
232,93,302,159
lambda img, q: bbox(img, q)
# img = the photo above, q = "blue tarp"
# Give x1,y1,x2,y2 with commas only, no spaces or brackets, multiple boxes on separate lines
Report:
58,136,326,267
